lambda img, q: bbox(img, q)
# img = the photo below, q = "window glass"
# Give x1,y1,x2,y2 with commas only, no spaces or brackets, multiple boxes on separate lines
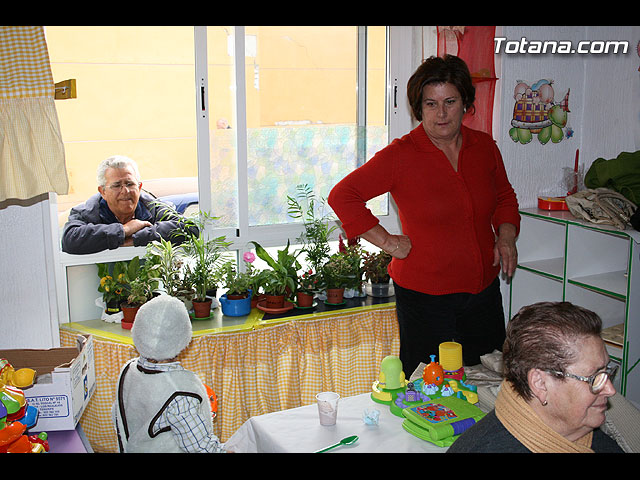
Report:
205,26,239,229
46,26,389,240
46,26,199,227
207,26,389,230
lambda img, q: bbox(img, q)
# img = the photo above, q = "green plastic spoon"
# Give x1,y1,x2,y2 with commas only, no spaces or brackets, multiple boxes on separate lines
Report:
314,435,359,453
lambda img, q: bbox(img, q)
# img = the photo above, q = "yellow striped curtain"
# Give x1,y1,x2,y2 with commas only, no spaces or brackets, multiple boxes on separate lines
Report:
0,26,68,202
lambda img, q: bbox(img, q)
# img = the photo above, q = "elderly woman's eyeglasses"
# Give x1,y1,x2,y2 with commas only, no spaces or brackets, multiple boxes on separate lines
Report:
548,362,618,394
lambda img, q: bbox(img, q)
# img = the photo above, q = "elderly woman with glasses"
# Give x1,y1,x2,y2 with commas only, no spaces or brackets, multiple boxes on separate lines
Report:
448,301,623,453
62,155,196,254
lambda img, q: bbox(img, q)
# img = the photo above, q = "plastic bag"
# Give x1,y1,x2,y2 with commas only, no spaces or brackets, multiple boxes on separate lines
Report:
565,188,637,230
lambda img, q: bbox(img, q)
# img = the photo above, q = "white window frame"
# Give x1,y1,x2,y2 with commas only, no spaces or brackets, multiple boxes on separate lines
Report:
52,25,413,323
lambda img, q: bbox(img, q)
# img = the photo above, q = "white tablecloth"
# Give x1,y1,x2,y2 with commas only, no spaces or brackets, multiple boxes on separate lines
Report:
224,392,448,453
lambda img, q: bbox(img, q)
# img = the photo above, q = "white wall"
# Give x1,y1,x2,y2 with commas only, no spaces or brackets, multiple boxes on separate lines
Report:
0,195,60,349
497,26,640,208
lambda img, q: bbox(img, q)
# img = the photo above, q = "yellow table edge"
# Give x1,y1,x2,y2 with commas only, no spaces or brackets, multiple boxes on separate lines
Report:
60,301,397,344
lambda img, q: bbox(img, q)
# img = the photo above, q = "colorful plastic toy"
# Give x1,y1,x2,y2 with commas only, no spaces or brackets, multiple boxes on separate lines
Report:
439,342,465,381
0,359,36,388
371,343,480,419
422,355,444,386
0,359,46,453
402,395,486,447
371,355,408,403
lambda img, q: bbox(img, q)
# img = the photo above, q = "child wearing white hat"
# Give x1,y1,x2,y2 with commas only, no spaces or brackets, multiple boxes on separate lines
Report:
112,294,227,452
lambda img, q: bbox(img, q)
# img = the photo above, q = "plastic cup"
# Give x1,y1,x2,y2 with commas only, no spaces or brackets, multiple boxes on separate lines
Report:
316,391,340,425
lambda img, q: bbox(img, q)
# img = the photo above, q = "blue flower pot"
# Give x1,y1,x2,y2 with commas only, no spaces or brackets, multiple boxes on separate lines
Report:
219,290,252,317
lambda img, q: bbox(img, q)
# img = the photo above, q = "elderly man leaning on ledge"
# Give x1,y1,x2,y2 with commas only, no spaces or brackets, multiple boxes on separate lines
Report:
61,155,196,255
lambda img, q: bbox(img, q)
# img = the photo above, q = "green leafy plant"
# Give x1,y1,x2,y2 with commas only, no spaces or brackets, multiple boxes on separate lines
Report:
321,253,353,290
362,250,392,284
287,184,337,274
144,237,192,299
337,234,364,291
120,256,161,307
250,240,300,296
97,261,129,307
178,212,231,302
243,252,268,297
298,269,321,294
126,275,157,306
219,261,252,297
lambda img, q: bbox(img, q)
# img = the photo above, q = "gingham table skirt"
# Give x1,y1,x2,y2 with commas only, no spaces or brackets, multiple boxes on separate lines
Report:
60,305,400,453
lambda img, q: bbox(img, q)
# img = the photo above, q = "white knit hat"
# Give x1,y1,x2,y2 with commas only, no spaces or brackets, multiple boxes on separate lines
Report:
132,295,192,360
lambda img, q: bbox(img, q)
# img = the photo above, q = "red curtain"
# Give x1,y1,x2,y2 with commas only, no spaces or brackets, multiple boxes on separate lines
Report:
437,26,497,136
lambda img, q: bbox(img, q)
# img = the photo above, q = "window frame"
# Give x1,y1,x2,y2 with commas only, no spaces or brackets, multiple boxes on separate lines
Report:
199,26,407,254
52,25,412,323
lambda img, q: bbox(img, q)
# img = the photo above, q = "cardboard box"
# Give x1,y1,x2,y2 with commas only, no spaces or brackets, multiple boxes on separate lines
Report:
0,335,96,431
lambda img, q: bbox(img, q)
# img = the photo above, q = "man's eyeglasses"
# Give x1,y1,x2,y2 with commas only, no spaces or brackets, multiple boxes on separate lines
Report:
548,361,618,394
107,181,139,191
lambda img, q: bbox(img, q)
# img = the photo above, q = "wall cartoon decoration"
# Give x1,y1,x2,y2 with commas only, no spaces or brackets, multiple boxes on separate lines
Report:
509,79,572,145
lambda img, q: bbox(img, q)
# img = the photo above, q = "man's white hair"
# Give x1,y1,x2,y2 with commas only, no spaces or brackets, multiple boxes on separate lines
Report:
96,155,141,186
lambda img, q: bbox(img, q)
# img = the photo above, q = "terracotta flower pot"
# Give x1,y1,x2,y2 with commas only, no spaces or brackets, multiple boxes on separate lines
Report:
265,294,285,309
192,298,213,319
120,303,140,330
251,293,266,308
326,288,345,305
296,291,314,308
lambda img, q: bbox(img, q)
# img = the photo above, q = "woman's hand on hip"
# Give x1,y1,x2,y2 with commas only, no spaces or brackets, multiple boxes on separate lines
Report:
359,224,411,259
384,234,412,259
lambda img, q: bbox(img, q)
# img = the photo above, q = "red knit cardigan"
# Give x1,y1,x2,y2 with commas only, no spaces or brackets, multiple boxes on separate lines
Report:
328,124,520,295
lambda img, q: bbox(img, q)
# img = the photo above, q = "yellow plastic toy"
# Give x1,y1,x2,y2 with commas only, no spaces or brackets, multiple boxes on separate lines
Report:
439,342,462,372
0,359,36,389
1,360,46,453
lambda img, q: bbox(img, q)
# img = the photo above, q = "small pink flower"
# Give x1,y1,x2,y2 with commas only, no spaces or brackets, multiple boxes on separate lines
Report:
243,252,256,263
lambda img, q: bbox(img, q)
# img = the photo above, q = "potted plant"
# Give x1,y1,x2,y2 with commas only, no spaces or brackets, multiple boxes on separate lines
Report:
321,253,353,304
250,240,300,309
362,249,394,297
97,261,129,315
218,251,270,317
219,261,252,299
179,212,231,318
296,269,320,308
243,252,268,307
287,184,337,274
145,237,188,298
119,256,160,329
218,261,253,316
337,234,365,296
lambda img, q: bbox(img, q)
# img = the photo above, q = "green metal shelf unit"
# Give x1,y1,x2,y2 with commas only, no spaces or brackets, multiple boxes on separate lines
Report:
509,208,640,404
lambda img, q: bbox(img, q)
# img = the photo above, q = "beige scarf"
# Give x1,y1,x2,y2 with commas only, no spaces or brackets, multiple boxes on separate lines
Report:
495,380,594,453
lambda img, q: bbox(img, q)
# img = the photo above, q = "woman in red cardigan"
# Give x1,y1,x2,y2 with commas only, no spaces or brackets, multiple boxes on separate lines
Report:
328,55,520,375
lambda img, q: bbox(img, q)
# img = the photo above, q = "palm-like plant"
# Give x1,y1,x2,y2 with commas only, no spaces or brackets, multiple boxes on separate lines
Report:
145,238,191,298
287,184,337,274
178,212,231,302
